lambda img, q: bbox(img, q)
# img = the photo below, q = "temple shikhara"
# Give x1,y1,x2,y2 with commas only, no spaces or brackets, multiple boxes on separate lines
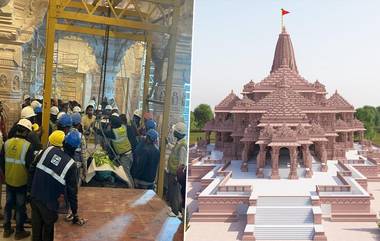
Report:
187,27,380,241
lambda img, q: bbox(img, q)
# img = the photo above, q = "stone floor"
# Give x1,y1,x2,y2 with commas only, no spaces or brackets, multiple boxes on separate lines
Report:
0,187,183,241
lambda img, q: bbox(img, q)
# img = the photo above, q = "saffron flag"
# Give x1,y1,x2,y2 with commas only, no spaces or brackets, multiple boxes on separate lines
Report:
281,8,290,16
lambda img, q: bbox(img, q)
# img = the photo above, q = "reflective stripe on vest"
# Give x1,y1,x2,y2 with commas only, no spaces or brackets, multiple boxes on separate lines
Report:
4,138,30,187
36,146,75,185
167,139,187,175
111,125,132,154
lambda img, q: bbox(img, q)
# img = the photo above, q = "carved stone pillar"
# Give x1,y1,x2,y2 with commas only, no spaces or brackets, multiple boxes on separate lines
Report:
0,0,48,130
206,131,211,144
359,131,365,144
321,142,328,172
256,144,266,178
241,142,249,172
271,146,280,179
303,144,313,178
288,146,298,179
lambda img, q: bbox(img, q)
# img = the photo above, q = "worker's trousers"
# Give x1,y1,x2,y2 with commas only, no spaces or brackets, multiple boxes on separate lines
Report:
166,173,182,215
3,185,27,232
31,199,58,241
120,152,134,187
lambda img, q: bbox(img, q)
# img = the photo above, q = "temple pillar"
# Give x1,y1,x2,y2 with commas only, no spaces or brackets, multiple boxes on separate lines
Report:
256,144,266,178
205,131,211,144
288,146,298,179
241,142,249,172
359,131,365,144
271,146,280,179
321,142,328,172
303,144,313,178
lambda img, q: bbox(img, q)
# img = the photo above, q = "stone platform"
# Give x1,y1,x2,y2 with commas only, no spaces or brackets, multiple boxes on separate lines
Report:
54,187,182,241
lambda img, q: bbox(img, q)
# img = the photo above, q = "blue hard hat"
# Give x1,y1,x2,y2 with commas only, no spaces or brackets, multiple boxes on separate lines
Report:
64,130,81,148
146,129,159,142
58,113,72,127
145,119,157,130
35,106,42,114
71,113,81,125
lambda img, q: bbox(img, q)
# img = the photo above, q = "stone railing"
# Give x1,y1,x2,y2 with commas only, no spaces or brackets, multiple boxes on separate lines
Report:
337,161,352,176
316,172,351,193
218,185,252,193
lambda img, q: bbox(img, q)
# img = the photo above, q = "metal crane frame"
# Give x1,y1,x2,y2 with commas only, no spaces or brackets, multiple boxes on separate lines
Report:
42,0,180,198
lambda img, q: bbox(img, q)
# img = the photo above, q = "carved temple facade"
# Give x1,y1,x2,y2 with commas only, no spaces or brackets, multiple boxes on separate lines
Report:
203,27,366,179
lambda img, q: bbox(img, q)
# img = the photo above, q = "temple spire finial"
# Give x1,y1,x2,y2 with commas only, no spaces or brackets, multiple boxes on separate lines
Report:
271,23,298,73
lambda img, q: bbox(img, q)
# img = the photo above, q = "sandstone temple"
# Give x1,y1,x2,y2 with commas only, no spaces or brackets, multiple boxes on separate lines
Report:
203,26,366,179
187,27,380,241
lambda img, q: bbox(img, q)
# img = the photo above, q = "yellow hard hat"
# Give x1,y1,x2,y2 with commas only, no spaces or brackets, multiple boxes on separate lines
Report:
49,130,65,147
32,123,39,132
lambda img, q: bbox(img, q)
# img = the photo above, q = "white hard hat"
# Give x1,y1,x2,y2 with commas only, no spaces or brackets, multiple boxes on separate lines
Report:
17,119,32,131
31,100,41,110
111,112,119,117
174,122,187,135
133,109,142,118
105,105,112,110
97,105,102,110
50,106,59,115
73,106,82,113
88,100,96,107
112,106,119,110
57,112,65,120
21,106,36,119
23,95,30,101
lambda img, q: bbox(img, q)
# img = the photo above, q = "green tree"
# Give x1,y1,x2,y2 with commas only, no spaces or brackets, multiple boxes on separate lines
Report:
193,104,213,129
356,106,377,140
190,111,198,131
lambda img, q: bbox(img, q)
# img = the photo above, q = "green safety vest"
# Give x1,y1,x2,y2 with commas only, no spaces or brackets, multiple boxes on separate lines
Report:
168,138,187,175
111,125,132,155
4,138,30,187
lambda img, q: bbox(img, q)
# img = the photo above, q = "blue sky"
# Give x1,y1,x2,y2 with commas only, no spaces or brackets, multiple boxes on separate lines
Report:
190,0,380,110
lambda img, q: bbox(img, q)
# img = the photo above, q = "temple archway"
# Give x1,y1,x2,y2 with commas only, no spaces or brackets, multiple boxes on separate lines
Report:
279,147,290,167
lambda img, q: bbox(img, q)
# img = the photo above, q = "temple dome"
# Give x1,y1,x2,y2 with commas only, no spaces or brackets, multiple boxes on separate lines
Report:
271,27,298,74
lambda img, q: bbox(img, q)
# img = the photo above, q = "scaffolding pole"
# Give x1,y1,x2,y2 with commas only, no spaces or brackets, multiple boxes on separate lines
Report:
157,4,180,198
41,0,57,146
142,33,152,119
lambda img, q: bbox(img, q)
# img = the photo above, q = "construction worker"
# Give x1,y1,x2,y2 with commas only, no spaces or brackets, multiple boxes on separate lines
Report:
132,109,142,129
29,130,85,241
111,106,119,116
0,119,35,239
30,100,41,112
22,95,31,108
132,129,160,189
49,106,59,134
167,122,188,216
8,106,42,151
103,115,134,186
104,105,113,117
71,113,87,183
82,105,96,142
73,106,81,113
56,113,72,134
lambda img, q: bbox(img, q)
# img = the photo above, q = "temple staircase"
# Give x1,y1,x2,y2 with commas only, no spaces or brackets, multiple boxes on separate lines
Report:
243,196,327,241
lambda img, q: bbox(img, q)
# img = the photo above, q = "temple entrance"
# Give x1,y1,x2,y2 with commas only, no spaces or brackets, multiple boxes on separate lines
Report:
279,147,290,167
252,144,260,162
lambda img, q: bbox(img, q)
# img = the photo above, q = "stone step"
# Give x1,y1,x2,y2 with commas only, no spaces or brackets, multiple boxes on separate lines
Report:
257,196,311,206
254,225,314,240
